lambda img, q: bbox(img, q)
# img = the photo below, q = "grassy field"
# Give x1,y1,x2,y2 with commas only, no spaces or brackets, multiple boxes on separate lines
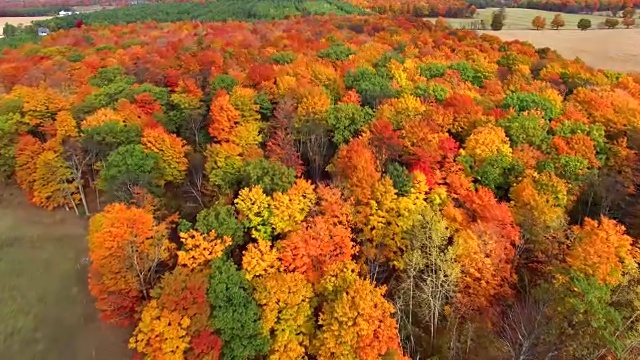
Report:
0,185,131,359
431,7,611,30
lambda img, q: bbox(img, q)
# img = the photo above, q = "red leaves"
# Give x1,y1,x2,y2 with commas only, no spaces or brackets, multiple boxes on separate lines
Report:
189,330,222,360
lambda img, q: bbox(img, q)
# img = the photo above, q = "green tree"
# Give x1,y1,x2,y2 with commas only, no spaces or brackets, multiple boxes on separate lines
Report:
604,18,620,29
211,74,239,93
0,113,20,180
98,144,163,201
577,18,592,30
239,158,296,195
326,103,375,146
386,162,413,196
195,204,245,247
498,113,551,150
344,67,397,108
208,258,270,360
502,92,560,120
81,122,142,161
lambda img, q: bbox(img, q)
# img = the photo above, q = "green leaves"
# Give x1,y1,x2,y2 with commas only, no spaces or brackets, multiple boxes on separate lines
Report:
326,103,375,146
344,67,397,108
196,204,245,247
208,258,269,360
239,158,296,195
81,122,142,160
317,42,355,62
98,144,164,201
502,92,561,120
498,113,551,150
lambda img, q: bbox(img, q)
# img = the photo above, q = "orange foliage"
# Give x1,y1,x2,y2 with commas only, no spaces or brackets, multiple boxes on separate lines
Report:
208,90,240,142
567,217,638,285
330,136,381,203
88,203,174,326
313,261,405,360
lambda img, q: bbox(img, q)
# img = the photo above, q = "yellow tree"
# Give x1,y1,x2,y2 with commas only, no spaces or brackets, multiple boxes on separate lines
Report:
270,179,317,235
141,126,189,183
177,229,231,269
463,125,512,164
312,261,406,360
32,147,78,210
357,173,430,270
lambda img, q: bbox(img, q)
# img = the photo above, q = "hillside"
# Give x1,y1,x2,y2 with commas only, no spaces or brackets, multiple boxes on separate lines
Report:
1,10,640,360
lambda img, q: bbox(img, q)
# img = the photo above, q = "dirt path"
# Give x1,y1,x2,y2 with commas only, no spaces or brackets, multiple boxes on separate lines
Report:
0,185,131,360
485,28,640,73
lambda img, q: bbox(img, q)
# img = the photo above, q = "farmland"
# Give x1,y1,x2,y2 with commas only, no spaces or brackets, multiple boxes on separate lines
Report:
488,28,640,72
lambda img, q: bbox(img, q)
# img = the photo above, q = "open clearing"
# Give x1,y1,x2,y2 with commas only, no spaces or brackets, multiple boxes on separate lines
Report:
0,17,53,36
0,185,131,359
432,7,610,30
488,29,640,72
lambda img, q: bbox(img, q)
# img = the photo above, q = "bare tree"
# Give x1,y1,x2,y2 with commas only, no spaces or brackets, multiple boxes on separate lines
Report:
498,295,550,360
392,206,460,356
183,152,207,209
62,138,92,216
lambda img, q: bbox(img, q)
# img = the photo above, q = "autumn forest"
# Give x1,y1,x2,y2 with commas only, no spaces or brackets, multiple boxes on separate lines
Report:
1,1,640,359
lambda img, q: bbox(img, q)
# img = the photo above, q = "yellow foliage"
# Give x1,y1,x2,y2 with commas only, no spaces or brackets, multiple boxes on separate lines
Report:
81,108,125,129
243,238,282,281
376,94,426,128
230,87,261,123
275,75,298,97
13,85,69,126
388,59,412,95
54,111,78,140
253,272,315,360
32,148,78,210
235,186,273,240
313,261,403,360
463,125,512,164
129,300,191,360
296,86,331,120
229,120,264,151
177,230,231,269
357,176,429,269
141,127,189,183
271,179,317,235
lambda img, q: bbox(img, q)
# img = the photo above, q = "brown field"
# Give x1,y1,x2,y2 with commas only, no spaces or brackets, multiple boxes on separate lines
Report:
0,16,53,36
486,29,640,73
0,185,131,359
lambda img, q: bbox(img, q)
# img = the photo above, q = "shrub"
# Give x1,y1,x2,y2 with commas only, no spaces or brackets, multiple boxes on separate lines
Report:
419,62,447,79
622,16,636,29
490,8,506,31
577,18,592,30
317,42,355,62
604,18,620,29
270,51,297,64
